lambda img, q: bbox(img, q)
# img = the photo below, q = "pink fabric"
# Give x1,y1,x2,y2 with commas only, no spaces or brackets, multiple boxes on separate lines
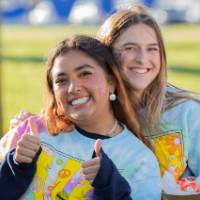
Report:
15,115,46,140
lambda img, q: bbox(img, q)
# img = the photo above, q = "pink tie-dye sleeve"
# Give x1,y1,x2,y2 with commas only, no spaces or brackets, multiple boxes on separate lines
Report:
0,115,44,161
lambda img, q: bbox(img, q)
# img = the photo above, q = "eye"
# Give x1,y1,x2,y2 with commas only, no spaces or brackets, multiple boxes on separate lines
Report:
55,78,68,85
125,46,134,50
148,47,159,52
124,46,137,52
79,71,93,78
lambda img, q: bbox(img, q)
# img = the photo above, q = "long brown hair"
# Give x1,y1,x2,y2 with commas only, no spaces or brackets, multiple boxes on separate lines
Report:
44,35,151,148
97,5,200,135
97,5,167,134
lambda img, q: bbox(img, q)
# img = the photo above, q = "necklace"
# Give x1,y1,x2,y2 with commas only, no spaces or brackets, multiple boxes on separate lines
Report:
107,120,118,136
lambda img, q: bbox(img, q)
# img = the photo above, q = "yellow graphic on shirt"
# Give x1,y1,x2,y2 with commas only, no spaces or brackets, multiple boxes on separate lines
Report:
69,179,92,200
51,160,92,200
51,160,81,200
152,132,186,180
33,146,55,199
24,144,93,200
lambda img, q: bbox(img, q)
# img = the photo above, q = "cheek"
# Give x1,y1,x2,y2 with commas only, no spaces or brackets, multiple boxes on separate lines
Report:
153,55,161,70
90,78,110,99
54,87,67,105
122,71,132,84
120,52,133,67
97,85,109,98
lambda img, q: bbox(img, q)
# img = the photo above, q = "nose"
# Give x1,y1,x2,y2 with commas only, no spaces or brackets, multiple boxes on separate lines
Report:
67,79,81,93
134,49,147,64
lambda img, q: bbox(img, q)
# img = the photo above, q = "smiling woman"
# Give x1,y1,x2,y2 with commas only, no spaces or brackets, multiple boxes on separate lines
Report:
97,4,200,196
112,23,161,99
51,50,115,130
0,35,161,200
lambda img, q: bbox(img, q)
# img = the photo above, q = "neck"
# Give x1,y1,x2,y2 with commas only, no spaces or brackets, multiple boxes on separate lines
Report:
75,112,121,136
135,90,143,101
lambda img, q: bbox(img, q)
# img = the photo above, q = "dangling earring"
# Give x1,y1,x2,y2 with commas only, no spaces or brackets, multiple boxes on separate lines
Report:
109,92,116,101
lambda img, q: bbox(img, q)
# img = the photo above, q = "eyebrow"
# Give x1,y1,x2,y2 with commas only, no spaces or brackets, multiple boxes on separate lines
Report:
75,64,94,71
55,64,94,77
122,42,159,47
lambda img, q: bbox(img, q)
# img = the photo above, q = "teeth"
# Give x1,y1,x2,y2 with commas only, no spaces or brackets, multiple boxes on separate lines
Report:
131,68,148,74
71,97,89,106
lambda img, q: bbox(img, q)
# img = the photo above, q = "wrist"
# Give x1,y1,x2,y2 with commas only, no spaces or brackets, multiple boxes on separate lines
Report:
92,150,113,188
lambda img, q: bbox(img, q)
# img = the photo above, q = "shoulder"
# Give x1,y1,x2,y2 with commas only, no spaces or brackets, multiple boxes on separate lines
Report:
13,115,45,139
122,127,157,161
166,99,200,114
166,85,200,112
162,99,200,131
0,115,45,159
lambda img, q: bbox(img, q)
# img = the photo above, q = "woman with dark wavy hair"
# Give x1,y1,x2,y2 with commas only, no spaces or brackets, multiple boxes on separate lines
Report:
0,35,161,200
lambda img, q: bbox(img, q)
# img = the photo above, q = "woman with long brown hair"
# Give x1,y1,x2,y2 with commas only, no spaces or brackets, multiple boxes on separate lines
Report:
97,4,200,194
0,35,161,199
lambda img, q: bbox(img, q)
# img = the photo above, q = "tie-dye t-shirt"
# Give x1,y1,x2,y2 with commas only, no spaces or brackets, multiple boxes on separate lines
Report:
0,116,161,200
149,99,200,191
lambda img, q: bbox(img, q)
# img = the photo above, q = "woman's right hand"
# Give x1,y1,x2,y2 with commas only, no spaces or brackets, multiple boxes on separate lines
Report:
14,117,41,164
10,111,34,129
82,139,101,184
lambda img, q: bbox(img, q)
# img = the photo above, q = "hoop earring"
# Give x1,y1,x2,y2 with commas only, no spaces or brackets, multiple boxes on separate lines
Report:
109,92,116,101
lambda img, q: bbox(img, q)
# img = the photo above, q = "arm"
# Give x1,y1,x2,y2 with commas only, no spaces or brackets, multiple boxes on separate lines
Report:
0,116,41,199
83,139,161,200
186,101,200,185
82,139,132,200
92,150,132,200
9,111,34,130
0,148,41,200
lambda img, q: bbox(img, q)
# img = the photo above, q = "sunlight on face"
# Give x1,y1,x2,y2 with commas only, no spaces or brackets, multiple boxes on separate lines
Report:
113,23,161,99
51,50,115,125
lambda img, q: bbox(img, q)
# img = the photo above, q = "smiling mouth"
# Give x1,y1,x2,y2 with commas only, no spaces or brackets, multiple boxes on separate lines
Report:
129,68,150,74
70,97,89,106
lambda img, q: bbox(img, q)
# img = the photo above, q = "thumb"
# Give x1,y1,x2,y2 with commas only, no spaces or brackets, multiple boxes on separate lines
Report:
29,117,39,137
94,139,102,157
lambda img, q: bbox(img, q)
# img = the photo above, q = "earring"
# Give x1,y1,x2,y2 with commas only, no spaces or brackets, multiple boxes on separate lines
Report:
109,92,116,101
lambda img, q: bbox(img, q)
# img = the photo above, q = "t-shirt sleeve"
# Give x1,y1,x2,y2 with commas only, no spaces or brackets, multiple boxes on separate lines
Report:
92,150,132,200
0,115,41,161
0,147,41,200
187,101,200,179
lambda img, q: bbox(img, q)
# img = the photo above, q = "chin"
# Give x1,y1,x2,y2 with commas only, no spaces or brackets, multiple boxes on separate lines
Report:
130,81,151,91
70,112,94,123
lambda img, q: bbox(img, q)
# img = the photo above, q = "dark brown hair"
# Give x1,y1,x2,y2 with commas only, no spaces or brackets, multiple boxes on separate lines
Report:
43,35,151,148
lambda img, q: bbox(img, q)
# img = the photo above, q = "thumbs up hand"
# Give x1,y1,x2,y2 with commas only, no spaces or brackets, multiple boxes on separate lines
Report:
82,139,102,184
14,117,41,164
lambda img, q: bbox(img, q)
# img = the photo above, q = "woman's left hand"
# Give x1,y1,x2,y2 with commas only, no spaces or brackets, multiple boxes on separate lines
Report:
82,139,101,184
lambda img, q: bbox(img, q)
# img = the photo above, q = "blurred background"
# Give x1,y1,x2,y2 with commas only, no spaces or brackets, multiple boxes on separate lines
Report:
1,0,200,135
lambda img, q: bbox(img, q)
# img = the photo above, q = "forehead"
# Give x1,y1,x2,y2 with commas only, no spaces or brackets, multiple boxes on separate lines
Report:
114,23,158,47
52,50,101,75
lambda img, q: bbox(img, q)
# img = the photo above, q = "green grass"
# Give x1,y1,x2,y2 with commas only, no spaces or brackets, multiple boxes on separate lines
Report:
1,24,200,134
